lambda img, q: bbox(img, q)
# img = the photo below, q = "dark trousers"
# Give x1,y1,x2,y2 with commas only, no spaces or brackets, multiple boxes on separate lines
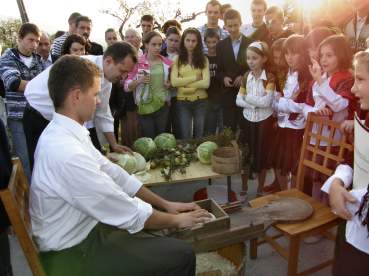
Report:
0,229,12,276
176,99,208,139
113,117,120,142
222,92,242,133
40,223,195,276
89,128,101,152
204,102,223,135
139,105,169,139
165,97,180,138
22,104,49,170
23,105,101,171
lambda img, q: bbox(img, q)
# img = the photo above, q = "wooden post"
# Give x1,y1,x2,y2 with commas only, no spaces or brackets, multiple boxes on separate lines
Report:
16,0,29,23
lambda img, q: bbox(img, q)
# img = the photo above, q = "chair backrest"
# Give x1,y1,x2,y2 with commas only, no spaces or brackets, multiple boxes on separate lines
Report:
296,114,354,192
0,158,45,276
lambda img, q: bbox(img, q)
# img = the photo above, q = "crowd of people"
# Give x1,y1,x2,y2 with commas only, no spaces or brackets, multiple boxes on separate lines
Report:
0,0,369,275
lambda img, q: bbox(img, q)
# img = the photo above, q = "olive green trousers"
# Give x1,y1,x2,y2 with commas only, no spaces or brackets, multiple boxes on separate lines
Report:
40,223,195,276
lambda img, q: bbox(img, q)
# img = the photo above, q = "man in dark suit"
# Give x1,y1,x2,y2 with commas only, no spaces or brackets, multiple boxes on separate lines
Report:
216,9,252,132
0,119,13,276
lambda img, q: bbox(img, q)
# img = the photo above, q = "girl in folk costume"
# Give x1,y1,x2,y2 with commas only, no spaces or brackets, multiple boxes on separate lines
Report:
271,35,312,191
322,50,369,276
124,31,172,139
236,41,276,198
303,35,357,202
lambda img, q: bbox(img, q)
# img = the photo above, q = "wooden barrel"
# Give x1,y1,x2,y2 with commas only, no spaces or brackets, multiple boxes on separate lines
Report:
197,242,246,276
211,141,241,175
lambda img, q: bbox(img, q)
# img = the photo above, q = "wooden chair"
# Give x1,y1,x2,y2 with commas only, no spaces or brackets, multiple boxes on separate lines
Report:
249,113,354,276
0,158,45,276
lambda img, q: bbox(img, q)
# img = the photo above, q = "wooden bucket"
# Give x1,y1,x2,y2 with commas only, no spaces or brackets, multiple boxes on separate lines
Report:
212,141,241,175
197,242,246,276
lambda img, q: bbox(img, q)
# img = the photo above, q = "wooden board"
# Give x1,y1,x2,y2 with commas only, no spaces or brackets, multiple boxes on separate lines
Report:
142,161,227,187
249,189,339,236
250,197,314,223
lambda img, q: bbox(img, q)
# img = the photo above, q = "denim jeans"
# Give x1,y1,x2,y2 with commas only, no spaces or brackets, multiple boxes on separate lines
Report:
204,102,223,135
7,119,31,182
176,99,208,139
138,105,169,139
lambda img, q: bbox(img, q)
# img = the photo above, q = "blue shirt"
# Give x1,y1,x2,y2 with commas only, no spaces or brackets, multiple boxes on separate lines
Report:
231,36,242,60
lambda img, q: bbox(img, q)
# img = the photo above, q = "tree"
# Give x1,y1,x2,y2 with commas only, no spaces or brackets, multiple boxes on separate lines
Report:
102,0,204,39
101,0,144,40
0,18,22,51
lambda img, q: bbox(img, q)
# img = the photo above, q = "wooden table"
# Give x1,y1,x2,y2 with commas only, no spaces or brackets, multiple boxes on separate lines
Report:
141,161,238,202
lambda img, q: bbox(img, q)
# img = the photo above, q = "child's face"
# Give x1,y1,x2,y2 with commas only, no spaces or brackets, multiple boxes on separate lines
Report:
285,50,300,71
166,34,180,53
247,48,266,71
272,50,284,67
352,61,369,110
184,33,198,52
308,47,318,62
146,36,162,56
225,18,241,38
205,37,219,52
320,44,339,76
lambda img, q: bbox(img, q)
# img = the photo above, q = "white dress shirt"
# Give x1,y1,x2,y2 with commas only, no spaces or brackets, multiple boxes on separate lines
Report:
30,113,152,251
274,71,305,130
356,15,368,40
302,75,349,145
236,70,274,122
24,55,114,133
240,23,258,37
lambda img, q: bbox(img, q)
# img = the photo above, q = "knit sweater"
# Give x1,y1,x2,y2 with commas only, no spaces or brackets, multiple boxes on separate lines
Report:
0,48,43,120
170,56,210,101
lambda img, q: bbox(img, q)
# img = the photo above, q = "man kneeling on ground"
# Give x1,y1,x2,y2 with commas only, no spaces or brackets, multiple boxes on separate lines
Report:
30,55,210,276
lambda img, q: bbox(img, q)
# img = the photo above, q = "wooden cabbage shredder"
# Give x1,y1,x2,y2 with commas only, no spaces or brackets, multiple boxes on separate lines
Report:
166,197,314,253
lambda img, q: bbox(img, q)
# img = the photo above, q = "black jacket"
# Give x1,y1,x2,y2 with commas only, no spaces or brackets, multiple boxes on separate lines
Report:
88,41,104,55
216,35,252,95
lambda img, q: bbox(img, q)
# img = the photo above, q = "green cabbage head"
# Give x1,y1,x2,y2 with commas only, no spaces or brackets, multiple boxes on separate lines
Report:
154,133,176,151
133,152,146,172
110,153,137,174
133,137,157,160
196,141,218,164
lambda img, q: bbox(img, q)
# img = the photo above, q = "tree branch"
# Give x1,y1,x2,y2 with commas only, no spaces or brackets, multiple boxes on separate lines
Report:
180,11,205,23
